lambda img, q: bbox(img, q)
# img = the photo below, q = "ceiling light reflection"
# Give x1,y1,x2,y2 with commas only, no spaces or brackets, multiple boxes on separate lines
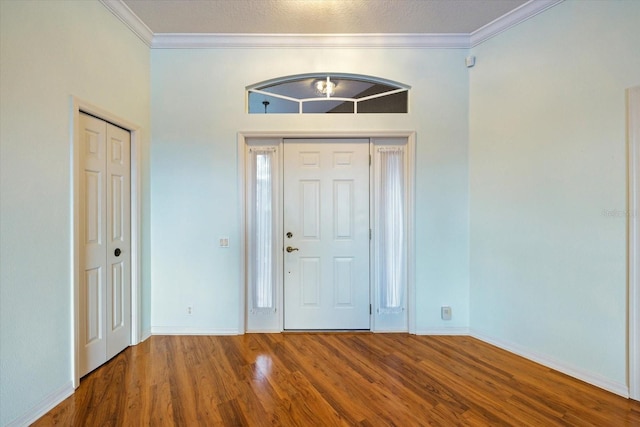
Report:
253,354,273,381
314,77,336,97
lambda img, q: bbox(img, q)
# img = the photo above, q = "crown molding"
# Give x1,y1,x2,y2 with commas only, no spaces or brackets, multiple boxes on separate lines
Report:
151,33,470,49
101,0,562,50
99,0,153,47
470,0,564,47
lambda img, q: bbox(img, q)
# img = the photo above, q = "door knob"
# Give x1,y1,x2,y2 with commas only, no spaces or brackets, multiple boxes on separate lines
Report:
286,246,299,253
114,248,121,257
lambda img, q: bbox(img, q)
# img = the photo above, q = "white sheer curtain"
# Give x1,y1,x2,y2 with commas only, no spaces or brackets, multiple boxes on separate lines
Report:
377,147,405,313
250,147,276,311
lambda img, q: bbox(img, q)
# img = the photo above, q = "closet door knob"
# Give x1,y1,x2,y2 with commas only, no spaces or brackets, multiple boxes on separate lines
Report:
114,248,121,257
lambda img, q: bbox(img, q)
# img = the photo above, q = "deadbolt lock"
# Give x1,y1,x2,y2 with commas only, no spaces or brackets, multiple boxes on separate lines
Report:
286,232,293,238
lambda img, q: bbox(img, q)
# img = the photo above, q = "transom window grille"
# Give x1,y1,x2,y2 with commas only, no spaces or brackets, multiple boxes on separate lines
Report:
247,73,409,114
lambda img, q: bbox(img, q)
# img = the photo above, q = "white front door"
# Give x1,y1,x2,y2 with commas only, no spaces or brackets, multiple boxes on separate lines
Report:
79,113,131,376
283,139,370,329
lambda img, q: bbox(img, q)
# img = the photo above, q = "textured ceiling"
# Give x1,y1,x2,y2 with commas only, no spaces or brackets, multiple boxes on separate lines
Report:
122,0,530,34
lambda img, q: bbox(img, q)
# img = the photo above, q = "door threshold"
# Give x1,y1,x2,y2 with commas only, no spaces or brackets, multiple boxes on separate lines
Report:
283,329,371,333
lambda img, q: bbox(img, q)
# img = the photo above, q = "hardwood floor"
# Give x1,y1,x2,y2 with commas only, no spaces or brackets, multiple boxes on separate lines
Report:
35,334,640,426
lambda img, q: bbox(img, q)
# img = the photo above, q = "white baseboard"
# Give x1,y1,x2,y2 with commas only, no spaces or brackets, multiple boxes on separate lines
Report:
6,381,74,427
140,329,152,342
415,327,470,335
470,329,630,398
150,326,239,335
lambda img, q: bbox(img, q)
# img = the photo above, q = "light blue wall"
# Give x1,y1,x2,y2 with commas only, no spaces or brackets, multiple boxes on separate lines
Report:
469,0,640,389
150,48,471,333
0,1,150,425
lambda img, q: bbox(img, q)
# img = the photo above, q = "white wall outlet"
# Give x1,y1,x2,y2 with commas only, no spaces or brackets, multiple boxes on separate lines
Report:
187,306,192,315
219,237,229,247
441,306,452,320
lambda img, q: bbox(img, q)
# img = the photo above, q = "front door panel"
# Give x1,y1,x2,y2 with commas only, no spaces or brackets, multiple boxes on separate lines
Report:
283,139,370,329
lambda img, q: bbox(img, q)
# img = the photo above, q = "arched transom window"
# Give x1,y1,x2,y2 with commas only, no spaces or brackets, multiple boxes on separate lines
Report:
247,73,409,114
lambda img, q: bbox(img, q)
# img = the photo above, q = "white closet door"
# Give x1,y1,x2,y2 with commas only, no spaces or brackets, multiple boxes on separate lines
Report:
105,122,131,360
79,113,131,376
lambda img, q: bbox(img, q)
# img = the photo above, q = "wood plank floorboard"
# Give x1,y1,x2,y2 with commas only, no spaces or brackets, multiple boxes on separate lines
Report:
34,334,640,426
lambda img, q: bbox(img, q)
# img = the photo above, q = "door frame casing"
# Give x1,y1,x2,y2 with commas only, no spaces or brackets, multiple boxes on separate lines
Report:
628,86,640,401
71,97,142,388
238,131,416,334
